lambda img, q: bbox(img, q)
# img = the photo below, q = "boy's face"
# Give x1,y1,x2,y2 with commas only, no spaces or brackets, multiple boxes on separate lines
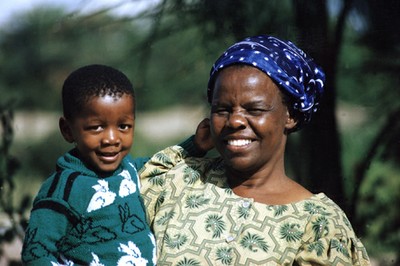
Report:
60,94,135,175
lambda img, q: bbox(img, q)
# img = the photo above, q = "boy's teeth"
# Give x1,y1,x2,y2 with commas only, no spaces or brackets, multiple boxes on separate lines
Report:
228,139,252,146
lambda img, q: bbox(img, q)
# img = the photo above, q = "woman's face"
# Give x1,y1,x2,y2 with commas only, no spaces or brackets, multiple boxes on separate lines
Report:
210,65,295,175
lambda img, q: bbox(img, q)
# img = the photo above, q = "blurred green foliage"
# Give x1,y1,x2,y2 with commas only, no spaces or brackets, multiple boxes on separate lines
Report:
0,0,399,263
0,7,145,111
359,161,400,262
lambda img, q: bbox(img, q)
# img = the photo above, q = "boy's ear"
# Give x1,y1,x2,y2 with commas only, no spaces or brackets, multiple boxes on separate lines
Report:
59,117,74,143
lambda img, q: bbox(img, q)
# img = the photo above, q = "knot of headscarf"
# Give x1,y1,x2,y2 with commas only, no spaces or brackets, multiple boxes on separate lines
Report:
207,35,325,131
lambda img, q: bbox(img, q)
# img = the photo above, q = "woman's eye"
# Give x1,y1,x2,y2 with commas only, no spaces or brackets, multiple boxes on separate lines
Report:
212,106,229,115
217,109,229,114
248,109,265,115
214,110,229,116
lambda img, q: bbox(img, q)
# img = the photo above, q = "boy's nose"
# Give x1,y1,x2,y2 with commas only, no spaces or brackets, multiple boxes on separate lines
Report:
103,129,120,145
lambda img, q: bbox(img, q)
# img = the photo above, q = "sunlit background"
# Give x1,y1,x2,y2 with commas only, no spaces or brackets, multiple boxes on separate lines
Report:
0,0,399,265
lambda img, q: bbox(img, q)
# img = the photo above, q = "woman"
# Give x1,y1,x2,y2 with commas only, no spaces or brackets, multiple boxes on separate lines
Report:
140,35,370,265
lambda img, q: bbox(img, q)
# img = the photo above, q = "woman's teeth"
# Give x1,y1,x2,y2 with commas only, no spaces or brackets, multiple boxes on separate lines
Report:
227,139,252,146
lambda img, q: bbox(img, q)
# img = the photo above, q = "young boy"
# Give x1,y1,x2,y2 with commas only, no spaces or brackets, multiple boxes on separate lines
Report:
22,64,157,265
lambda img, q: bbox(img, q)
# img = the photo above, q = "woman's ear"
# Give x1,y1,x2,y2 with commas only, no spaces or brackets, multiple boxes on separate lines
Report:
59,117,74,143
284,110,297,132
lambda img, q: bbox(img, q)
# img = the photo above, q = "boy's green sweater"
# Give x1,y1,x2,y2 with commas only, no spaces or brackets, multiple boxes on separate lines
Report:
22,149,156,265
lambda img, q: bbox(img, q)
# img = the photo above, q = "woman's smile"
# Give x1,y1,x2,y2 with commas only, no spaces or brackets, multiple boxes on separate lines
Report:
227,139,253,147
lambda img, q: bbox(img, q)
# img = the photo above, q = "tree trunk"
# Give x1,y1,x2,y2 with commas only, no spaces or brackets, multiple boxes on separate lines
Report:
292,0,353,213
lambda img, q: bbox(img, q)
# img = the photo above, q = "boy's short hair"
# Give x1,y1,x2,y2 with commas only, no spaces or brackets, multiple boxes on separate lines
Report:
62,64,135,119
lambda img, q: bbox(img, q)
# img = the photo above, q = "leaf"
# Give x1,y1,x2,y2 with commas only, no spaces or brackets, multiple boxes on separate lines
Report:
176,257,201,266
216,247,233,265
183,166,201,184
239,232,269,252
311,216,329,241
156,210,175,225
185,194,210,209
238,204,251,219
280,223,303,242
155,190,166,210
205,214,226,238
307,240,325,256
304,202,330,216
149,172,165,187
331,239,350,258
164,233,188,249
275,205,288,216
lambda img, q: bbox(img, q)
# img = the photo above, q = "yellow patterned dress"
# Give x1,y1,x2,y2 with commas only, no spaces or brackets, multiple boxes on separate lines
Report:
139,145,370,266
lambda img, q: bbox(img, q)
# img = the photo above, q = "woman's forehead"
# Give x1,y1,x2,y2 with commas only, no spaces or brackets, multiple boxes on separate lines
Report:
212,68,281,101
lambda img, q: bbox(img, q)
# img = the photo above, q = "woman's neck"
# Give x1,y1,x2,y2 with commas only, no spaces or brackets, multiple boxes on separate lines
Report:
227,170,312,205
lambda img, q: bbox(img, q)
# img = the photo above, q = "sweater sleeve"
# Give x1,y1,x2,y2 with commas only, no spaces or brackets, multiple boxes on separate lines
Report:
21,198,73,265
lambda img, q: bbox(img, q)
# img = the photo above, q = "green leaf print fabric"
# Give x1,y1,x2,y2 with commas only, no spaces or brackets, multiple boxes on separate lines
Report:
139,145,370,266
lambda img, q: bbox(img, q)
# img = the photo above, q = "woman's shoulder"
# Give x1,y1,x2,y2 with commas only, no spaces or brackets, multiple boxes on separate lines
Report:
293,193,370,264
294,193,351,220
297,193,342,209
296,193,358,237
305,193,351,220
259,193,355,234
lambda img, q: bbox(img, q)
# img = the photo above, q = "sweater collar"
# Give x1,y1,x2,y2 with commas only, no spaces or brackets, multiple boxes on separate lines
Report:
56,148,126,178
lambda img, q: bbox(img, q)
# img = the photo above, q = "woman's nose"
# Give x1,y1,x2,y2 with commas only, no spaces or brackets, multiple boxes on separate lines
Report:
227,112,246,129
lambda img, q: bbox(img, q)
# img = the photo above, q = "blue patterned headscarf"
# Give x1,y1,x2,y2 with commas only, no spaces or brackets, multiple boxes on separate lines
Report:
207,35,325,131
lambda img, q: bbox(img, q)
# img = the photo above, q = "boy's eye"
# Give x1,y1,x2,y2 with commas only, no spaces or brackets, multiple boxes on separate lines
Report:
88,125,103,131
119,124,132,131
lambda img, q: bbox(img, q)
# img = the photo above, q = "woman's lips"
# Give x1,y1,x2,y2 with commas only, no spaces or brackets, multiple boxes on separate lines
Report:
225,139,254,153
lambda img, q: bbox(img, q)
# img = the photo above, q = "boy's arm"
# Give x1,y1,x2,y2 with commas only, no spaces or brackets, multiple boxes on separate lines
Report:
22,201,71,265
